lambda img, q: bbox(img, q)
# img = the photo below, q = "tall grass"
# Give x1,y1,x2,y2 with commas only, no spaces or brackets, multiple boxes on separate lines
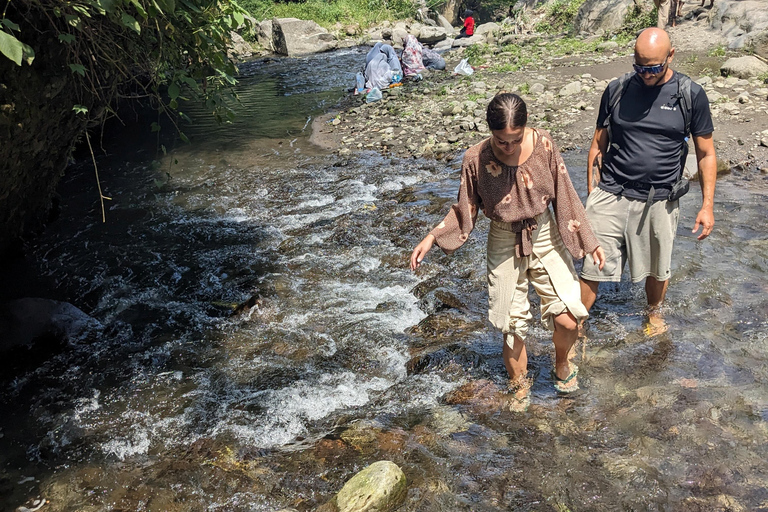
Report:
240,0,418,29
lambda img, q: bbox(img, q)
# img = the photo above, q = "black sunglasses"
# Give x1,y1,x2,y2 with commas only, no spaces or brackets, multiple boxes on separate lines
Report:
633,54,670,75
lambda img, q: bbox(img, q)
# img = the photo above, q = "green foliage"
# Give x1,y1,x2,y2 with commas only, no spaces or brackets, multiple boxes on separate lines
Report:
543,36,600,55
464,43,490,66
759,71,768,84
1,0,252,134
708,45,726,57
518,82,530,94
533,0,585,34
240,0,416,29
615,3,657,40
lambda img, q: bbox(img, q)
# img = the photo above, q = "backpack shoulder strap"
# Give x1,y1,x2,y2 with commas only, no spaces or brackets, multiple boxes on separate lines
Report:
602,72,635,129
676,72,693,136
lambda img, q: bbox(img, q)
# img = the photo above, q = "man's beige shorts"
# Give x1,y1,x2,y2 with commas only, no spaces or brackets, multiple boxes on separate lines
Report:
487,209,588,344
580,187,680,284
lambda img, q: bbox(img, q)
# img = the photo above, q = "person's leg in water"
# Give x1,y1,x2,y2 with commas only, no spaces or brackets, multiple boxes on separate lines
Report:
645,276,669,336
578,278,600,339
552,311,580,392
503,333,528,393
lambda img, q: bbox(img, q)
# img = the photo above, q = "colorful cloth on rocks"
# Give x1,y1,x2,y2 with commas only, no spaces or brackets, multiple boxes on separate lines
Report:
430,129,599,260
401,35,425,77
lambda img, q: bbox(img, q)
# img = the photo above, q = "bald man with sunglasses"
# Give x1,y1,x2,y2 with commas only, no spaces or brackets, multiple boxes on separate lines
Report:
580,28,717,334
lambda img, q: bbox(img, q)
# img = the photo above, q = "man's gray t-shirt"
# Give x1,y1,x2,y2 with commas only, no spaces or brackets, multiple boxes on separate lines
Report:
596,71,714,201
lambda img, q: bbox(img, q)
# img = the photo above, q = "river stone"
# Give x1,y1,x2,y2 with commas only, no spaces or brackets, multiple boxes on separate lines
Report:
428,405,471,435
334,461,407,512
696,76,713,87
558,81,582,96
573,0,635,34
474,22,499,37
256,20,275,52
708,90,725,103
0,298,101,351
452,33,485,47
436,14,453,31
418,26,447,44
272,18,337,56
434,38,453,51
227,32,253,60
738,92,750,103
720,56,768,79
434,143,452,153
721,102,740,115
392,28,409,47
597,41,618,50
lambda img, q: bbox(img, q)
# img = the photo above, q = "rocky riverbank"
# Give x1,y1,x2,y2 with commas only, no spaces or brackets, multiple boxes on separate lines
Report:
311,5,768,174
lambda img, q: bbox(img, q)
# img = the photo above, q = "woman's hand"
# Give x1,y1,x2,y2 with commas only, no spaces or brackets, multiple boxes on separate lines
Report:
410,234,435,271
591,246,605,271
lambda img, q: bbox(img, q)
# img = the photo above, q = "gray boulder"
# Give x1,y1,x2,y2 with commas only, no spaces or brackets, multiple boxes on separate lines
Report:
334,461,407,512
0,298,101,351
558,81,582,96
474,22,500,37
257,19,274,52
712,1,768,52
436,14,454,32
720,56,768,79
452,33,486,47
434,38,454,51
392,27,410,47
272,18,337,56
418,26,448,44
574,0,636,34
227,32,253,60
747,29,768,59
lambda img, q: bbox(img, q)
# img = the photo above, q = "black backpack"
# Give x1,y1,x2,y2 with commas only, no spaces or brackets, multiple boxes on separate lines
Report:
603,71,693,201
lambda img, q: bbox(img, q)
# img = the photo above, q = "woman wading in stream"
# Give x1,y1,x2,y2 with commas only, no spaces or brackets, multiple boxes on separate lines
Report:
410,93,605,410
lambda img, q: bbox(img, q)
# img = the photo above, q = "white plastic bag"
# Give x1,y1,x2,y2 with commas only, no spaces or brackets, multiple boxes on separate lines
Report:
453,58,474,76
365,87,383,103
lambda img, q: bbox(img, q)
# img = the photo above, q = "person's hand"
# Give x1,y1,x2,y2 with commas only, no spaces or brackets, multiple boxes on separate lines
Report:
591,246,605,271
410,234,435,271
693,208,715,240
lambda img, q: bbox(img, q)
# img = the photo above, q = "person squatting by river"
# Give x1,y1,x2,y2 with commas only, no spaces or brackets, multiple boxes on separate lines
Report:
580,27,716,335
410,93,606,410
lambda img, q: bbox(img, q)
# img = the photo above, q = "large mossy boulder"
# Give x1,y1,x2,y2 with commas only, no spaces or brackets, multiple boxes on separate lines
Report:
333,460,407,512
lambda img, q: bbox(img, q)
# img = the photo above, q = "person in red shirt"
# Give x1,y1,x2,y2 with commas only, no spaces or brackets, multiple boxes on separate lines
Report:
456,10,475,39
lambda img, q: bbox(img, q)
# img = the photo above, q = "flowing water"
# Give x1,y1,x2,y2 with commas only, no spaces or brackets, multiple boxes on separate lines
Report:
2,48,768,512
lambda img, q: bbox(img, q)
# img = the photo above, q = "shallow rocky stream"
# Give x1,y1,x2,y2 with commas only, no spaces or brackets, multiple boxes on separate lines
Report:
2,47,768,512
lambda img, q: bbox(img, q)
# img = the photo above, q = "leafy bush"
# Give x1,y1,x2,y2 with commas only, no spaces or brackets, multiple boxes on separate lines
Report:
615,3,657,40
708,45,726,57
533,0,586,34
1,0,251,133
464,43,491,66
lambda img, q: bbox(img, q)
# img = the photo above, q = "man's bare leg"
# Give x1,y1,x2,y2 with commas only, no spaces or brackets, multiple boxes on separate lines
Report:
645,276,669,336
580,278,599,312
578,278,600,337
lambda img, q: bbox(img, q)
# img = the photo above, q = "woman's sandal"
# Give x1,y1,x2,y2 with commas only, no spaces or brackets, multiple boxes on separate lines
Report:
506,374,533,412
551,363,579,394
